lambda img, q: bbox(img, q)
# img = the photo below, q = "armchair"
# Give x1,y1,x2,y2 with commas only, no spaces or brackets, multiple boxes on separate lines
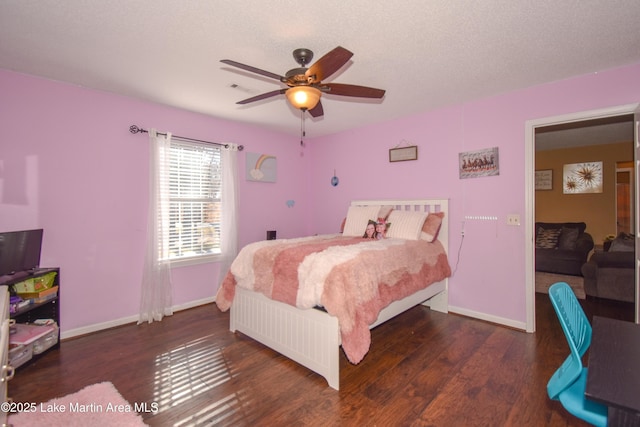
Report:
581,233,635,302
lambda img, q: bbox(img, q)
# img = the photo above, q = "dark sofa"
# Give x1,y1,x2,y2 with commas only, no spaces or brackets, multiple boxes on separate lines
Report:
581,233,635,302
535,222,594,276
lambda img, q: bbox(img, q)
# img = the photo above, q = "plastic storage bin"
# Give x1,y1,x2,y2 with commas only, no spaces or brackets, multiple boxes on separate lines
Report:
32,326,58,355
9,344,32,369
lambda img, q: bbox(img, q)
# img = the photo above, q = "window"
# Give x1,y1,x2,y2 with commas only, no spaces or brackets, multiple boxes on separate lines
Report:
162,139,222,262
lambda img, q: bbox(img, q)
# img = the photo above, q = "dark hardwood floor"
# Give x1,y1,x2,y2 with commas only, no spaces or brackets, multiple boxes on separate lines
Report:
8,293,634,426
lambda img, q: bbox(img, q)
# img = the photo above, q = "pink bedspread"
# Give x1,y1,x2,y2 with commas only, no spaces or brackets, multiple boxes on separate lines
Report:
216,234,451,364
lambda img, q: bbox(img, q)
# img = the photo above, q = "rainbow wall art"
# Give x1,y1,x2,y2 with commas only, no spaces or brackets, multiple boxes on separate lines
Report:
246,152,277,182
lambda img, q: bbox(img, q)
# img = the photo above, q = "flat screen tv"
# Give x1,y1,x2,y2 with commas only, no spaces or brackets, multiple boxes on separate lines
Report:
0,229,44,277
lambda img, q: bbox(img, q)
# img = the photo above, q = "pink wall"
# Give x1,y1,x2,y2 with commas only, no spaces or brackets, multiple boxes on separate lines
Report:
0,70,310,333
1,62,639,334
307,62,640,324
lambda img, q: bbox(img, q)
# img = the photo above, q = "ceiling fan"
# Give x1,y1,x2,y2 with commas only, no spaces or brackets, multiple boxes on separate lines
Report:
221,46,386,118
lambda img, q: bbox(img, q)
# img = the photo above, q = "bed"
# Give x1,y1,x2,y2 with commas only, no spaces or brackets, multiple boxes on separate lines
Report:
215,198,450,390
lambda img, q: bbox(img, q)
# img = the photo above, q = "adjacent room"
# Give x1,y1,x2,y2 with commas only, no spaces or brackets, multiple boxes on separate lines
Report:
1,1,639,426
534,115,636,304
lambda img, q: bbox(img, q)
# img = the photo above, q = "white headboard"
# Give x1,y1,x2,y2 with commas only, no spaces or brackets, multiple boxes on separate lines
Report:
350,198,449,253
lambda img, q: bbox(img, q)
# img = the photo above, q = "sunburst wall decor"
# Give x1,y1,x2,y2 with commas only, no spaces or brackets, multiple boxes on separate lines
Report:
563,161,603,194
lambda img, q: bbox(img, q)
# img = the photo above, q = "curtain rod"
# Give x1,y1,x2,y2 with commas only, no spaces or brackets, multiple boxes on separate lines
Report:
129,125,244,151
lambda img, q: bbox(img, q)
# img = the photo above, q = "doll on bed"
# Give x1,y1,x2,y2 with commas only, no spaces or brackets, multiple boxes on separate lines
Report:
375,218,390,239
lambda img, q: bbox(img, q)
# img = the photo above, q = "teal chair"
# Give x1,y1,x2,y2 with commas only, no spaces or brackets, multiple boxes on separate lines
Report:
547,282,608,427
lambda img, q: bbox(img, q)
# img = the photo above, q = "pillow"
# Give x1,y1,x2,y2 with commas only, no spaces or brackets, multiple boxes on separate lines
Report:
558,227,579,250
378,205,394,220
421,212,445,242
535,227,561,249
342,205,382,236
609,234,634,252
385,210,429,240
536,222,586,234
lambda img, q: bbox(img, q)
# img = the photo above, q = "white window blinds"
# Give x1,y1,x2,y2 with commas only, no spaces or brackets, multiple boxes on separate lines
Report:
164,139,222,261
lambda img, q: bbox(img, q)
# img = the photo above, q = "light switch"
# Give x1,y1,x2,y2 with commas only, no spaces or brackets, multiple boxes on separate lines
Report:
507,214,521,226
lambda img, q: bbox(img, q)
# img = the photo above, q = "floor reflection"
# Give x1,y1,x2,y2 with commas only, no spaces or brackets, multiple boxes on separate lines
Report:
152,335,253,426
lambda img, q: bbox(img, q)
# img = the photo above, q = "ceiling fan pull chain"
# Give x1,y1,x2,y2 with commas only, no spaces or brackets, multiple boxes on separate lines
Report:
300,110,306,147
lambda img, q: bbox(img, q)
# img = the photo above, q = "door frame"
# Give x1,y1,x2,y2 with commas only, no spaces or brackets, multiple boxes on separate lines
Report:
615,166,634,235
524,103,640,332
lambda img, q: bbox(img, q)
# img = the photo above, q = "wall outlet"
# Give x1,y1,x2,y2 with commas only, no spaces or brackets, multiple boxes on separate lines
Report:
507,214,521,226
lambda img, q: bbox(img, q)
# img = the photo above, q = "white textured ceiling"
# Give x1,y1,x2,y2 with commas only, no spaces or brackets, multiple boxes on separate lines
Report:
1,1,639,138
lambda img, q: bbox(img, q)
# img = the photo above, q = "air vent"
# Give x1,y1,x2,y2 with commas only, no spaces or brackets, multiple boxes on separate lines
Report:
229,83,257,94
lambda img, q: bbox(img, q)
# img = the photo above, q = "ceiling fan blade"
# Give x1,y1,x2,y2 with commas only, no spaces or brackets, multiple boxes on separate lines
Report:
306,46,353,83
220,59,284,81
308,100,324,118
236,88,287,104
323,83,386,98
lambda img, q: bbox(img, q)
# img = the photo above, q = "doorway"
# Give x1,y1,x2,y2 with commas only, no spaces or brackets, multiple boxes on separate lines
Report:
524,104,640,332
616,165,634,235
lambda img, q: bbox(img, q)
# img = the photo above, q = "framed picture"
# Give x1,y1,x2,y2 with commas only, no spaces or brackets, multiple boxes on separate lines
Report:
458,147,499,179
389,145,418,162
563,161,603,194
246,152,277,182
535,169,553,190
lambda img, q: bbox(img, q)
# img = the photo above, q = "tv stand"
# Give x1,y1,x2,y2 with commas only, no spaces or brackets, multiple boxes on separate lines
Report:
0,268,60,369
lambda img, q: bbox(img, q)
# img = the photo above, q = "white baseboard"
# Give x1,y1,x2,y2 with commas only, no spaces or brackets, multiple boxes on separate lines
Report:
448,305,528,331
60,296,216,340
61,298,527,340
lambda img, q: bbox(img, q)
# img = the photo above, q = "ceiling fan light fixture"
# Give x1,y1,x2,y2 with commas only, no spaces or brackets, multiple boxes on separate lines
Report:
286,86,321,111
222,46,385,118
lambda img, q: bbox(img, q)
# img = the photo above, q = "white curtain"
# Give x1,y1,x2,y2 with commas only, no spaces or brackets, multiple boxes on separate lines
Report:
217,143,240,288
139,129,173,324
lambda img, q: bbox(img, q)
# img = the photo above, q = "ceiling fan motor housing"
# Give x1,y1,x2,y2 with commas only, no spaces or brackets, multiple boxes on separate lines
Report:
283,49,315,86
284,68,311,86
292,48,313,66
